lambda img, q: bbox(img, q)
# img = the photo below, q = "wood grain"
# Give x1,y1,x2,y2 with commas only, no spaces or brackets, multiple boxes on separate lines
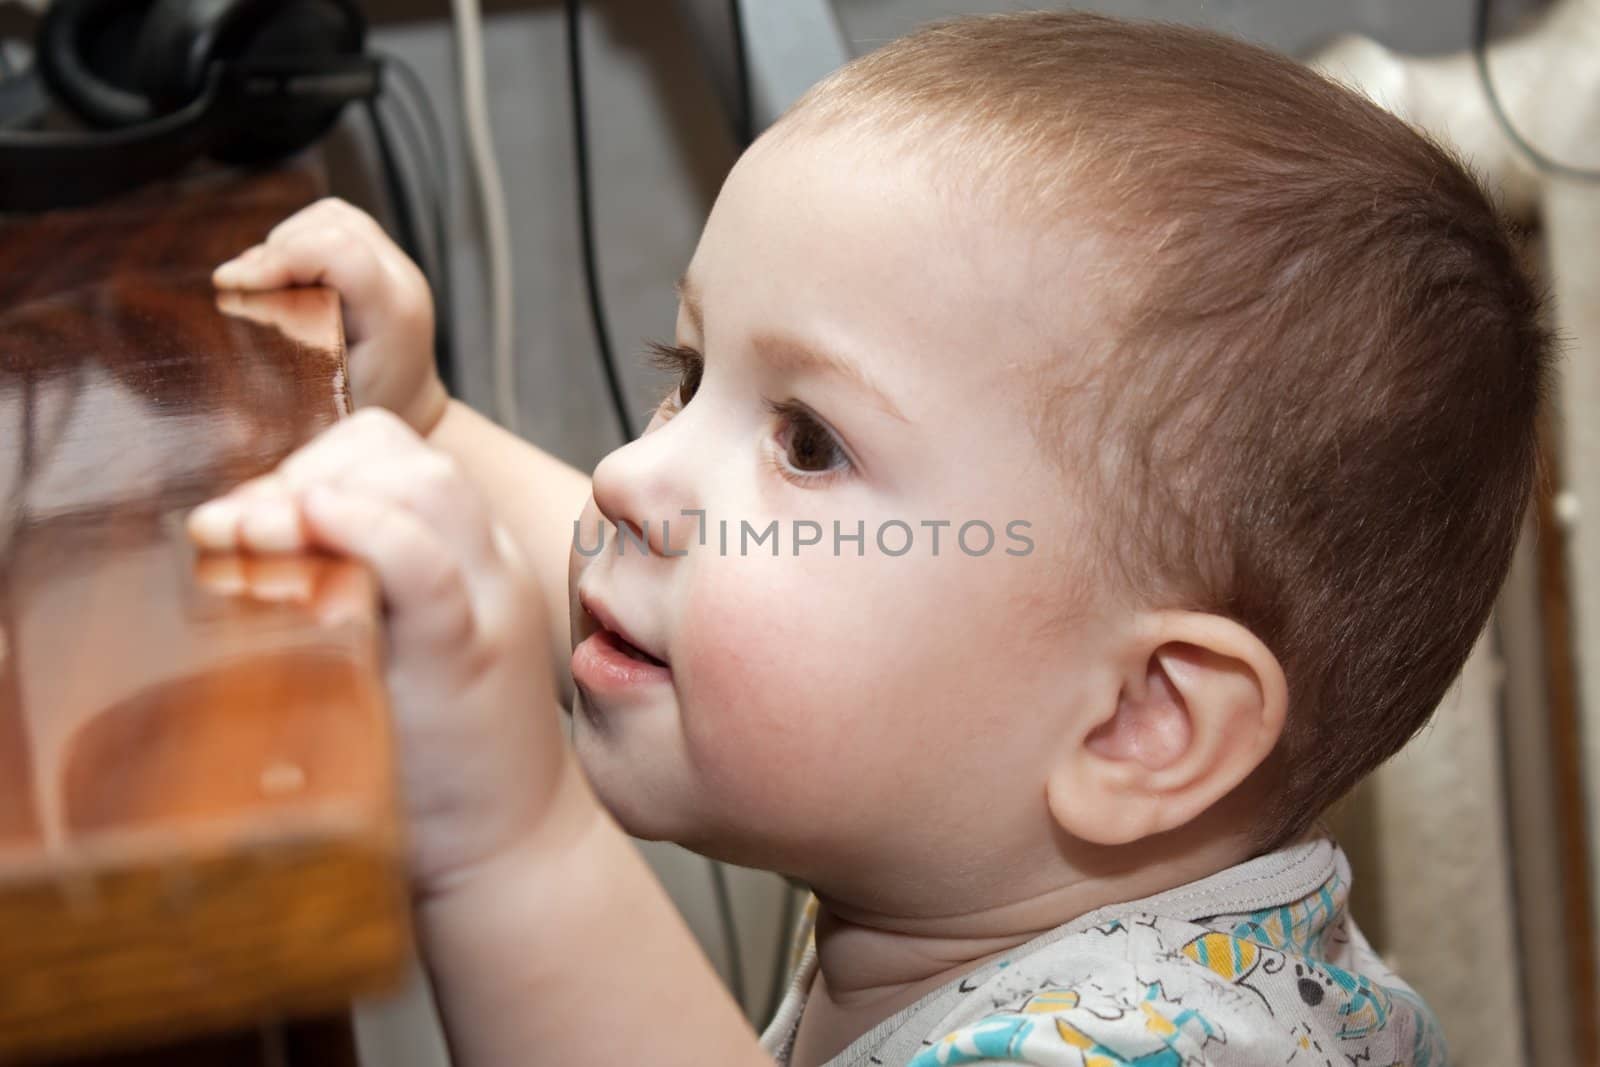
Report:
0,165,411,1063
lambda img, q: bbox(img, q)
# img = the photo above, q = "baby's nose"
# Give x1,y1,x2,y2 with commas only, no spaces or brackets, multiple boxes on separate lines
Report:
589,434,701,559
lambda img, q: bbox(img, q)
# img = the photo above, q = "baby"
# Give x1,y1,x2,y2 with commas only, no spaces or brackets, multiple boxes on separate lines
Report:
188,11,1549,1066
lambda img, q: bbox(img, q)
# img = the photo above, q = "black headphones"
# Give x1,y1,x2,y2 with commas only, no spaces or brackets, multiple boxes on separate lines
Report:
0,0,380,211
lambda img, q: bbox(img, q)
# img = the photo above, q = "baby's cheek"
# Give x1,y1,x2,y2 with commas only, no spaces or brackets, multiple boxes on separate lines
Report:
674,557,879,819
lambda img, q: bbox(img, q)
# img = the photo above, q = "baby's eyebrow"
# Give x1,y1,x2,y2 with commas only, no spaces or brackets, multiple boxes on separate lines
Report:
750,332,908,423
675,275,705,336
675,274,908,424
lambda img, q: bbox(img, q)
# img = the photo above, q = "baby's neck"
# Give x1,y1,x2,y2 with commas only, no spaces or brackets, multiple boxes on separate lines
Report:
789,828,1255,1066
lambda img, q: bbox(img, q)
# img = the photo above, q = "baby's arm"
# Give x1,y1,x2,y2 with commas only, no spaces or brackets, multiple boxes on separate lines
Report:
419,773,772,1067
213,199,590,704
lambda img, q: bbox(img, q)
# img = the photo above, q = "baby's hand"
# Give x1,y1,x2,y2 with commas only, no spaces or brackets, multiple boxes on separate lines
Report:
186,410,572,895
214,198,449,436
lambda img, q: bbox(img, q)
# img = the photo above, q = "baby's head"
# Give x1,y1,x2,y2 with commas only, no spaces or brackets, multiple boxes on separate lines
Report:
567,12,1551,914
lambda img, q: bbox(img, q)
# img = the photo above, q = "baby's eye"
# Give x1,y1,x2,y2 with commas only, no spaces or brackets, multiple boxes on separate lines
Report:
766,399,851,486
646,341,703,412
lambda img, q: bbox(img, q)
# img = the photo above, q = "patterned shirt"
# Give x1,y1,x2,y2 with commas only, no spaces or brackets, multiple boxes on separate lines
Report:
760,838,1446,1066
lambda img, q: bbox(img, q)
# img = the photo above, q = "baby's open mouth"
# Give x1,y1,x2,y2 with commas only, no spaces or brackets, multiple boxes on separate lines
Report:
608,629,669,668
575,588,670,672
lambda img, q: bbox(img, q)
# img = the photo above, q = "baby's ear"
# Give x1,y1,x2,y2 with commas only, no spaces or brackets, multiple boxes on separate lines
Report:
1046,612,1287,846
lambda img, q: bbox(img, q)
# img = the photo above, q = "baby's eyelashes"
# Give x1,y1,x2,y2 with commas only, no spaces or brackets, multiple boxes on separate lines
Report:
646,340,704,412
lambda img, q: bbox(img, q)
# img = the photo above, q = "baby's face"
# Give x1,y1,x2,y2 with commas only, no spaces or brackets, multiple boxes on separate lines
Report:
568,128,1121,907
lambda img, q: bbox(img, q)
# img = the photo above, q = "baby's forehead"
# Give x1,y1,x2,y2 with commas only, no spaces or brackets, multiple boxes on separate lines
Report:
740,120,1127,319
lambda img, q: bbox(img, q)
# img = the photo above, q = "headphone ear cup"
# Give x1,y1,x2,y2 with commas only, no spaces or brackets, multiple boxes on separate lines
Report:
133,0,366,164
131,0,251,111
37,0,160,127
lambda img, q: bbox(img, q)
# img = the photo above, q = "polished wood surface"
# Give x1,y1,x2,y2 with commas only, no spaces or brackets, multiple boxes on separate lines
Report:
0,167,410,1063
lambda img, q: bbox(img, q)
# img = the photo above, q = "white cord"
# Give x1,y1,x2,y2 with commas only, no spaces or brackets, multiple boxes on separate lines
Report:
449,0,519,434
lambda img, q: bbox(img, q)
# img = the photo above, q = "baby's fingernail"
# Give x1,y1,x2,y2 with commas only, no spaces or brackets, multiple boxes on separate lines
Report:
196,558,248,594
240,497,304,552
188,499,240,546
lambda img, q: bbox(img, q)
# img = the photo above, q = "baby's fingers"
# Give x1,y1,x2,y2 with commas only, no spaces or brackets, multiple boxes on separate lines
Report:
266,197,392,249
187,476,307,553
187,411,440,556
299,486,476,650
214,226,391,324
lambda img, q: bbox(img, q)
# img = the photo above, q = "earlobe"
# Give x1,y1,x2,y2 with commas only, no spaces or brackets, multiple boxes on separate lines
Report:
1047,613,1287,847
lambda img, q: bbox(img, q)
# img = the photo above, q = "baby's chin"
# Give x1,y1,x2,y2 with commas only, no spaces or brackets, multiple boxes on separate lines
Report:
569,713,785,867
570,692,699,840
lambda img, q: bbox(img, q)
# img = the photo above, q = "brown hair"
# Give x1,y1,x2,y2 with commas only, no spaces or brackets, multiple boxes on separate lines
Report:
781,12,1555,846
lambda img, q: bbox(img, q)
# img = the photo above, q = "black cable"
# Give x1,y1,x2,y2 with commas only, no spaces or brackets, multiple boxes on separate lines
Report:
382,52,454,214
364,97,421,261
383,93,444,297
363,95,461,399
564,0,638,444
381,81,457,398
370,59,459,396
728,0,754,148
1474,0,1600,182
382,51,456,299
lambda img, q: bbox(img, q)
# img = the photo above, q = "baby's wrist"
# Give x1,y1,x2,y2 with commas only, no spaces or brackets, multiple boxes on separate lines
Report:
413,803,619,979
413,751,604,914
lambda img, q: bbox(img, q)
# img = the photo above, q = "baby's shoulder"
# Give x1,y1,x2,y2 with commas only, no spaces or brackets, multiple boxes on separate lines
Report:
902,860,1447,1066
